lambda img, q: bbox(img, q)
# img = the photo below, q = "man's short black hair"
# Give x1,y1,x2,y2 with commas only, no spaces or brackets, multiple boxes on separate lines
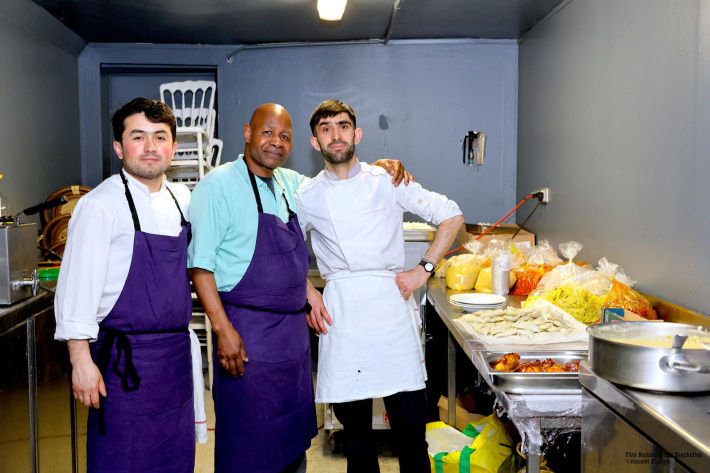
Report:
309,100,357,136
112,97,177,142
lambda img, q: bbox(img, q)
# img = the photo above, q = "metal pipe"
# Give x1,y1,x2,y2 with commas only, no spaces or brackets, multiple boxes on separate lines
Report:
226,39,384,62
384,0,405,45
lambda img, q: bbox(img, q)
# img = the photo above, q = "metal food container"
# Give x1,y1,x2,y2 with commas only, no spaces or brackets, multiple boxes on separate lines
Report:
0,224,39,304
403,228,435,241
588,322,710,392
483,350,587,394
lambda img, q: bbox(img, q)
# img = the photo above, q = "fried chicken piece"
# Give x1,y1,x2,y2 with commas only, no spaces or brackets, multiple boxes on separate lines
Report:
562,361,580,372
518,361,543,373
491,353,520,372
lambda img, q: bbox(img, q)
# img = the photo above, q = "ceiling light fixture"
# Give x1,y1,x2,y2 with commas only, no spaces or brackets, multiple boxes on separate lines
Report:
317,0,347,21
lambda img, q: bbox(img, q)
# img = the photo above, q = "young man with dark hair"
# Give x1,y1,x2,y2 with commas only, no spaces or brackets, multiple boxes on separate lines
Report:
297,99,464,473
55,97,197,472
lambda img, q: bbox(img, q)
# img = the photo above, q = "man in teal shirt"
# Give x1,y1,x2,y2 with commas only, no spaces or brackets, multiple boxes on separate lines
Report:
188,103,409,473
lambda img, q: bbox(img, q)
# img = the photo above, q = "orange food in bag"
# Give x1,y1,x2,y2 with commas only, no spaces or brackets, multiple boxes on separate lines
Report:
604,279,657,320
510,265,553,296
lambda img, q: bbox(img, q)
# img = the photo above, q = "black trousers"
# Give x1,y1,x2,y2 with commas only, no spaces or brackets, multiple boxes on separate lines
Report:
332,389,430,473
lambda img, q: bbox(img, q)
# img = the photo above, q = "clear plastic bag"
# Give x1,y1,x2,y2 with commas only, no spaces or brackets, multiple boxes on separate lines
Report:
527,242,591,298
510,241,562,296
445,255,482,291
526,254,639,325
472,239,521,293
604,279,658,320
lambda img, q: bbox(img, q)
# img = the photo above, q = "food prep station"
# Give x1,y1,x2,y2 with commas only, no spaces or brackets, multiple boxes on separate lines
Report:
426,276,710,473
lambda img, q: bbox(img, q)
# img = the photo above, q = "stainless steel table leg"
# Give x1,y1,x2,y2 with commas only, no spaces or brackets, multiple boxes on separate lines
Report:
526,451,541,473
447,331,457,427
525,431,541,473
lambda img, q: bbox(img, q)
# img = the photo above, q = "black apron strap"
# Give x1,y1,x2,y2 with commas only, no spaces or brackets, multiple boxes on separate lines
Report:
273,175,296,221
166,185,192,245
119,170,141,232
246,163,264,213
246,161,294,220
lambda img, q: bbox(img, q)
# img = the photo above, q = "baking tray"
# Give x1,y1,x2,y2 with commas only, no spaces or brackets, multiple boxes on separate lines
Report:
482,350,588,394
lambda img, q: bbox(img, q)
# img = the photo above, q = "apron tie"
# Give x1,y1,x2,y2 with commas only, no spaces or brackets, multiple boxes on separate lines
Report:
95,331,141,435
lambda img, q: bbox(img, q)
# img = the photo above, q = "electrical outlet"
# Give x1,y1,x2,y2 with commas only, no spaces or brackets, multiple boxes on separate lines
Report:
539,187,550,204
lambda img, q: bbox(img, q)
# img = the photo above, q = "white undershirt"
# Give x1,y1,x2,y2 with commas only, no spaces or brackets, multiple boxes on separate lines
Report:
54,172,191,341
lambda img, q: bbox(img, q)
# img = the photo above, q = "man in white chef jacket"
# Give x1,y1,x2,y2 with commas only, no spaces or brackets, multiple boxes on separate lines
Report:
54,98,204,473
296,100,464,473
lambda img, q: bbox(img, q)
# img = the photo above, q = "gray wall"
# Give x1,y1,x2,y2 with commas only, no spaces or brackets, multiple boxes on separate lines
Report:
79,41,518,224
517,0,710,314
0,0,85,224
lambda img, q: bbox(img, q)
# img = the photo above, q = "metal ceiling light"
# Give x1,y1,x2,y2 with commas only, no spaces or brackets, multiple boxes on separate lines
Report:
317,0,347,21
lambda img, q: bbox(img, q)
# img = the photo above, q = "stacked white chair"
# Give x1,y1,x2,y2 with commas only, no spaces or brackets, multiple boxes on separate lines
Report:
160,80,219,387
160,80,219,188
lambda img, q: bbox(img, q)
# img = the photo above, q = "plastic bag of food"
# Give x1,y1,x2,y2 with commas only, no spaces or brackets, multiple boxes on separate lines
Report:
472,239,520,293
603,279,658,320
527,256,638,325
525,242,590,298
474,267,517,293
532,283,605,324
446,257,482,291
437,240,485,278
510,241,562,296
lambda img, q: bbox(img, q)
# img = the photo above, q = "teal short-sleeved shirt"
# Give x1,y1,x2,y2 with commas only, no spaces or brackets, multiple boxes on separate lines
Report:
188,155,309,291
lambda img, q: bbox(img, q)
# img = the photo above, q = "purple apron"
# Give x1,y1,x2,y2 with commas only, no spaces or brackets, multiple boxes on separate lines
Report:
213,166,317,473
87,171,195,473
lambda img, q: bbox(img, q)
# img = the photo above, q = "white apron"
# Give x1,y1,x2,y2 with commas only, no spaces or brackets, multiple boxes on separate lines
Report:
316,269,427,403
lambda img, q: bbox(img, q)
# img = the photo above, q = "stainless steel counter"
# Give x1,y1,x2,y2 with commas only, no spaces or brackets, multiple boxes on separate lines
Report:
426,277,588,472
579,362,710,472
0,287,77,473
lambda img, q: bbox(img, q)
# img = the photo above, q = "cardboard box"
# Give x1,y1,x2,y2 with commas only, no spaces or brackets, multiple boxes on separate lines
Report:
437,396,486,431
457,223,535,253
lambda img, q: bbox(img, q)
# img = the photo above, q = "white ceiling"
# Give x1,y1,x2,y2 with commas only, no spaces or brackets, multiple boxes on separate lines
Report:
31,0,566,45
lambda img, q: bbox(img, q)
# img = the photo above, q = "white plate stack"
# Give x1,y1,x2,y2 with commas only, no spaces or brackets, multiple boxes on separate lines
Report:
448,293,506,312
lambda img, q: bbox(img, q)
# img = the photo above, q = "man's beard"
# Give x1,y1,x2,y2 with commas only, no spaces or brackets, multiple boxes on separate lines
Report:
124,154,169,180
321,141,355,165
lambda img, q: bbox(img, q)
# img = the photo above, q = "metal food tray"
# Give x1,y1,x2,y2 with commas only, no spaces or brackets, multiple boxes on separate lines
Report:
403,228,435,241
482,350,588,394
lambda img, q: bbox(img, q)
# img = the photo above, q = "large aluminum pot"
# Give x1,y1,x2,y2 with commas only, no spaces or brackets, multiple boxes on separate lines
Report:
587,322,710,392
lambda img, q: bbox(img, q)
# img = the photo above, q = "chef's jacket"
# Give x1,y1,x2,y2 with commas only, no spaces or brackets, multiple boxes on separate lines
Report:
188,155,308,291
54,173,191,341
295,160,462,402
295,160,462,277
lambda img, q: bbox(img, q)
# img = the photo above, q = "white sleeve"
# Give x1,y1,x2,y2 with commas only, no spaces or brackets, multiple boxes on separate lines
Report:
294,186,312,240
394,180,462,225
54,197,114,341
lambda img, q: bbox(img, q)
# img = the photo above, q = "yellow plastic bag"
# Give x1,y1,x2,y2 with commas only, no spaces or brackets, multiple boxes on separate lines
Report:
473,267,517,294
427,414,512,473
446,263,482,291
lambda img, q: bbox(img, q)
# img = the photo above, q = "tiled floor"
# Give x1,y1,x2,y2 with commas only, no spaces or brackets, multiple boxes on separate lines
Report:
195,386,400,472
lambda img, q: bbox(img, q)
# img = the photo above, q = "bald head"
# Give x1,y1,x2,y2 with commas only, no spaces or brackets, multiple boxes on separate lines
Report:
243,103,294,177
249,103,292,129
